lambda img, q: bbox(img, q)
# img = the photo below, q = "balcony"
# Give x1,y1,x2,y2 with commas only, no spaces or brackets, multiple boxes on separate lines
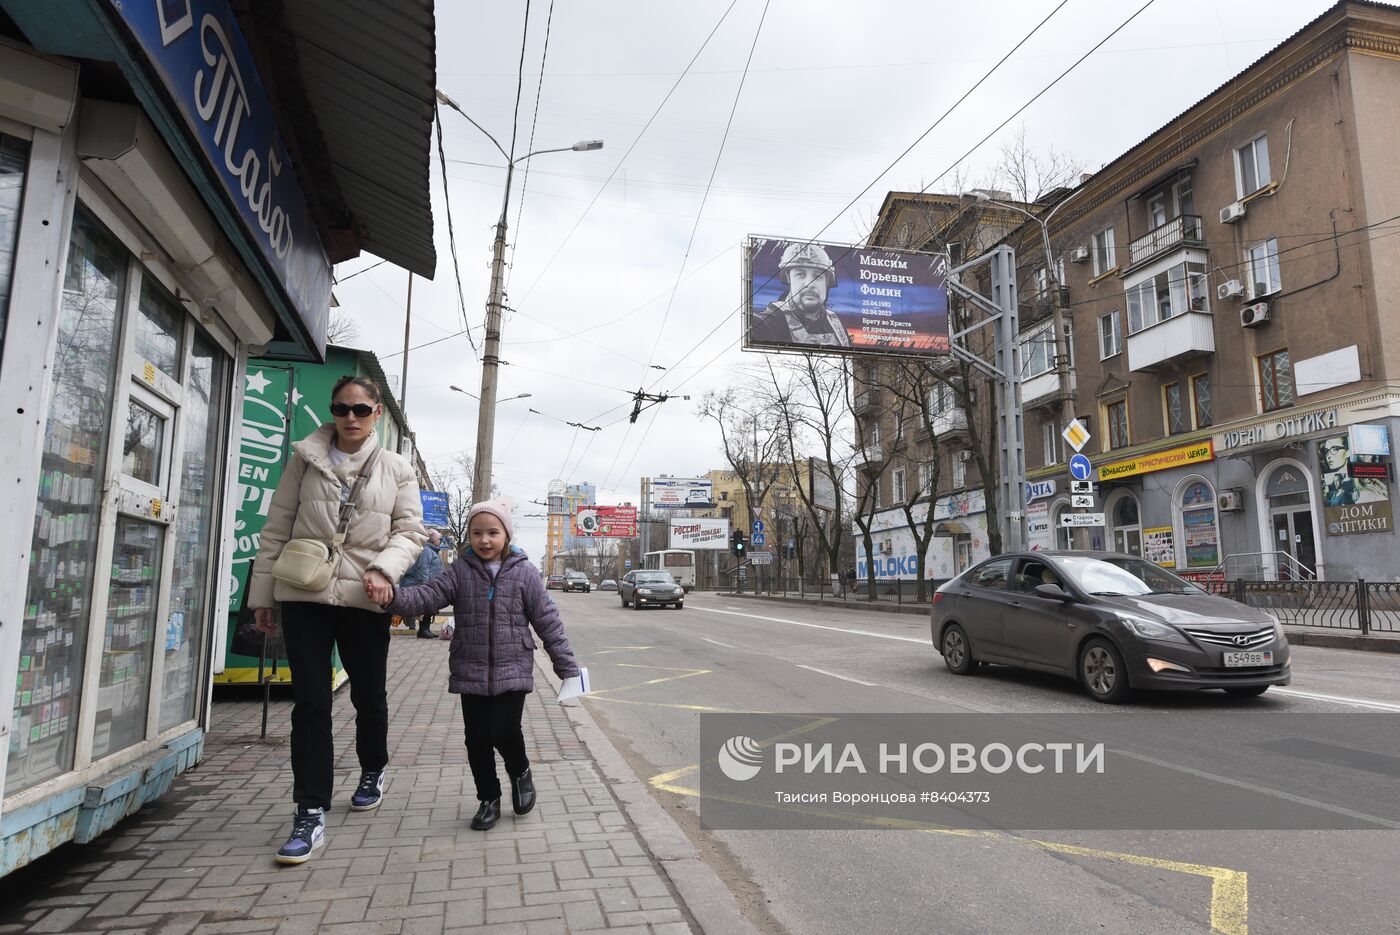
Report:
931,407,969,440
853,388,882,414
1126,311,1215,372
854,443,885,473
1021,369,1066,406
1128,214,1204,267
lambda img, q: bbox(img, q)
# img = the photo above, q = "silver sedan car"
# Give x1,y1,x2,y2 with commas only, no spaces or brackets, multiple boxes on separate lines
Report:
930,551,1291,703
619,570,684,610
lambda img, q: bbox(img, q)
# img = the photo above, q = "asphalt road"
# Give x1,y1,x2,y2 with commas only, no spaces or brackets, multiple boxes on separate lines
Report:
557,588,1400,935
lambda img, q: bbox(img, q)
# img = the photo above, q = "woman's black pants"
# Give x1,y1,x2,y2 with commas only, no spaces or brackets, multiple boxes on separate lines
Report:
280,602,391,810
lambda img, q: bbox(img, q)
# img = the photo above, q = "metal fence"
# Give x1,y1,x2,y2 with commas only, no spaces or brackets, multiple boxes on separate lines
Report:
711,572,1400,633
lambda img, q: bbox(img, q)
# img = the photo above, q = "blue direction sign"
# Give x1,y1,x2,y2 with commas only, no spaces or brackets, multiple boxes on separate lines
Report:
752,519,765,533
1069,453,1093,482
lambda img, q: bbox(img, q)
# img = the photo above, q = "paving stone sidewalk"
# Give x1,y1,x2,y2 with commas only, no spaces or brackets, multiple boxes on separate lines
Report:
0,637,697,934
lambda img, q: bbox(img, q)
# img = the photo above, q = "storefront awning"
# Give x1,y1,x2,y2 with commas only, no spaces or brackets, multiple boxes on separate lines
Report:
265,0,438,279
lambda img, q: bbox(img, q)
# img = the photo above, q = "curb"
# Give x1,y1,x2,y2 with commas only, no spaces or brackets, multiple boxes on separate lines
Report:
724,594,1400,653
535,661,760,935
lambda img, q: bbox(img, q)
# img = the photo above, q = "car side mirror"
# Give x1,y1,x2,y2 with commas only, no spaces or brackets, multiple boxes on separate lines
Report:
1034,583,1071,601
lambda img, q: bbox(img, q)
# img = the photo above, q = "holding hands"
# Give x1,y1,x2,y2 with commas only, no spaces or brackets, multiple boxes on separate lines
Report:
364,568,394,606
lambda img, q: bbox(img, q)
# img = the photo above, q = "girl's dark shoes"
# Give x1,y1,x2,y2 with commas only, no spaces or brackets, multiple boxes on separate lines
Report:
511,767,536,815
471,798,500,830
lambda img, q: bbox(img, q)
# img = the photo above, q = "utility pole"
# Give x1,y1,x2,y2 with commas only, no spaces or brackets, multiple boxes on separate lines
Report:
472,161,512,504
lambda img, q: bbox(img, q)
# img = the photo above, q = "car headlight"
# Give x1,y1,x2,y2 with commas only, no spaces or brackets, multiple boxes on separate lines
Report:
1266,614,1284,642
1114,612,1187,643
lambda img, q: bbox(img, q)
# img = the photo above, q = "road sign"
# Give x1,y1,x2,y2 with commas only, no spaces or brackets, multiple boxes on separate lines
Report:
1069,453,1092,481
752,519,765,533
1060,512,1106,527
1062,418,1091,453
624,560,632,568
752,533,766,546
1071,494,1095,508
749,552,774,565
1070,480,1095,494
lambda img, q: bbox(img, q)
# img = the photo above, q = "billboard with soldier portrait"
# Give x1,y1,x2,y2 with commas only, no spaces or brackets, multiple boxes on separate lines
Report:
743,236,949,357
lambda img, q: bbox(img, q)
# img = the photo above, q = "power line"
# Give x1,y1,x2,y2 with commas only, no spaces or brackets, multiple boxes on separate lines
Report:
506,0,533,166
510,0,742,312
641,0,771,379
334,259,387,284
434,103,481,357
507,0,556,296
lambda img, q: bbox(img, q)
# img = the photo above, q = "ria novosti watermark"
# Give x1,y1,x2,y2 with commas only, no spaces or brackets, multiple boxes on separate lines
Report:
699,713,1400,831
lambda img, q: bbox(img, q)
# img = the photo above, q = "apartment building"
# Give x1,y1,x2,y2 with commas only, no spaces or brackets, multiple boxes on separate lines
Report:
864,0,1400,582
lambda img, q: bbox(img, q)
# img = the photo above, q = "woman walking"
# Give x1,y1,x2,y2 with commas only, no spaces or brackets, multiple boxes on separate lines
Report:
249,376,426,864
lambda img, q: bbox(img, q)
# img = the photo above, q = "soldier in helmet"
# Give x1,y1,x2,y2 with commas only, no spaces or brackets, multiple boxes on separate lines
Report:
751,242,851,348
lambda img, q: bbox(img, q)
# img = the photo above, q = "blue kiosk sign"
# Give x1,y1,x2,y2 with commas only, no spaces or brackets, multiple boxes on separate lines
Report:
106,0,332,352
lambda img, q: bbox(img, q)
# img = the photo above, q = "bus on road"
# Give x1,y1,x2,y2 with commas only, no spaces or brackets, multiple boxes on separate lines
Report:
642,549,696,591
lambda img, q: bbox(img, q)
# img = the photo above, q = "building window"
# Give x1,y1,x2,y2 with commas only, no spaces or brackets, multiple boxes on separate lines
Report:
1191,373,1212,428
893,468,907,501
1020,325,1055,379
1235,134,1271,197
1106,399,1130,449
1163,382,1188,435
928,381,955,416
0,134,30,347
1245,239,1282,298
1258,349,1294,412
1099,310,1122,359
1125,261,1210,333
868,420,881,447
1042,421,1061,467
870,479,881,510
1147,192,1167,229
1091,227,1116,276
917,461,932,495
953,451,969,488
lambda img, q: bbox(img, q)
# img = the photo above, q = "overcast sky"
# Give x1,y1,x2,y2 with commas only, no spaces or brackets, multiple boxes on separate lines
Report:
329,0,1341,561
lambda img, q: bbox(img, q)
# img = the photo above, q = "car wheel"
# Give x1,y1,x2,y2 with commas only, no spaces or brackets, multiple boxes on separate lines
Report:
1080,638,1131,704
675,602,684,610
620,595,629,607
1225,685,1269,697
941,624,976,675
634,600,644,611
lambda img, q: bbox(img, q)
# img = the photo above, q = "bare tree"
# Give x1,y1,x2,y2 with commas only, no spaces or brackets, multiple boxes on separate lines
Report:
761,354,853,587
327,309,361,346
430,451,476,551
993,124,1084,205
699,388,790,589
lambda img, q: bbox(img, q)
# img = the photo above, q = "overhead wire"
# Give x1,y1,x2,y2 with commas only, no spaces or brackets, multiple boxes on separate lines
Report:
510,0,742,311
506,0,556,296
434,102,481,357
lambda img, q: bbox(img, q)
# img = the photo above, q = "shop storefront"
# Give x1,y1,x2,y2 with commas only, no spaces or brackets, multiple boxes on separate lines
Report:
855,490,990,583
0,2,342,874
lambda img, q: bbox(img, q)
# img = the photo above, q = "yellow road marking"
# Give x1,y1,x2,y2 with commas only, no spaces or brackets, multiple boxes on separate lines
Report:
589,663,712,697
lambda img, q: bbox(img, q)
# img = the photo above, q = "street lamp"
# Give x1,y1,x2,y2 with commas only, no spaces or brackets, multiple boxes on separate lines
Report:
436,89,603,502
967,187,1086,438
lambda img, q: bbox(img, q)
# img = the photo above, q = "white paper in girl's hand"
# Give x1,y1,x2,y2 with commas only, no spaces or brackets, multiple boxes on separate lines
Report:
556,668,590,703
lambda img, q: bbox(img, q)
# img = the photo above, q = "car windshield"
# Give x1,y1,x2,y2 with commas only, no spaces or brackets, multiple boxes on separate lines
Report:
636,573,675,585
566,573,586,580
1054,556,1203,596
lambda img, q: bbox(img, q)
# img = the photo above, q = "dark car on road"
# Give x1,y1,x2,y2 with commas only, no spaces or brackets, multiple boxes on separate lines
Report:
545,574,566,590
619,570,684,609
598,579,618,591
563,571,592,593
930,551,1291,703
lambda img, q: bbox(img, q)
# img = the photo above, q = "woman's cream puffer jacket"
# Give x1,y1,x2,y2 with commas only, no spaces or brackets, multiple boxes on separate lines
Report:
248,424,426,612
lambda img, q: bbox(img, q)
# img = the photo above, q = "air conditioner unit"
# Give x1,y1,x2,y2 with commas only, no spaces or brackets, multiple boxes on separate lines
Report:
1070,246,1090,263
1219,201,1247,224
879,540,893,556
1218,490,1244,512
1217,279,1245,300
1240,302,1271,328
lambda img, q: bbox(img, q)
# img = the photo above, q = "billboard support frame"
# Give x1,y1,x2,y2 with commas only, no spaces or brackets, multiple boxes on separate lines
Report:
946,245,1026,553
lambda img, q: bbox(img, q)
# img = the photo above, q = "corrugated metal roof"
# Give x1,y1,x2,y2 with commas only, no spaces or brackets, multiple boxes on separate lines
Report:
280,0,437,278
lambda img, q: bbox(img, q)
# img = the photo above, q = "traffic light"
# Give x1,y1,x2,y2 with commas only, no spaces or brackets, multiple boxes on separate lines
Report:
731,530,747,556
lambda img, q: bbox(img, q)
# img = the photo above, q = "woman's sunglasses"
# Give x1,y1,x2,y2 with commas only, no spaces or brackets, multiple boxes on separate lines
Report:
330,403,376,418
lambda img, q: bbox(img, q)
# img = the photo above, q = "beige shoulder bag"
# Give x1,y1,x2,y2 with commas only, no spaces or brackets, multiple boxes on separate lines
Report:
271,446,383,591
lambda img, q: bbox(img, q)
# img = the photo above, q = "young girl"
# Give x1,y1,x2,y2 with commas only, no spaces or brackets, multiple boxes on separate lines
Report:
385,498,580,829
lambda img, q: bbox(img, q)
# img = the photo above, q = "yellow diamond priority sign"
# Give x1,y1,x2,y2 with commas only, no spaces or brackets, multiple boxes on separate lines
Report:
1061,418,1091,453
